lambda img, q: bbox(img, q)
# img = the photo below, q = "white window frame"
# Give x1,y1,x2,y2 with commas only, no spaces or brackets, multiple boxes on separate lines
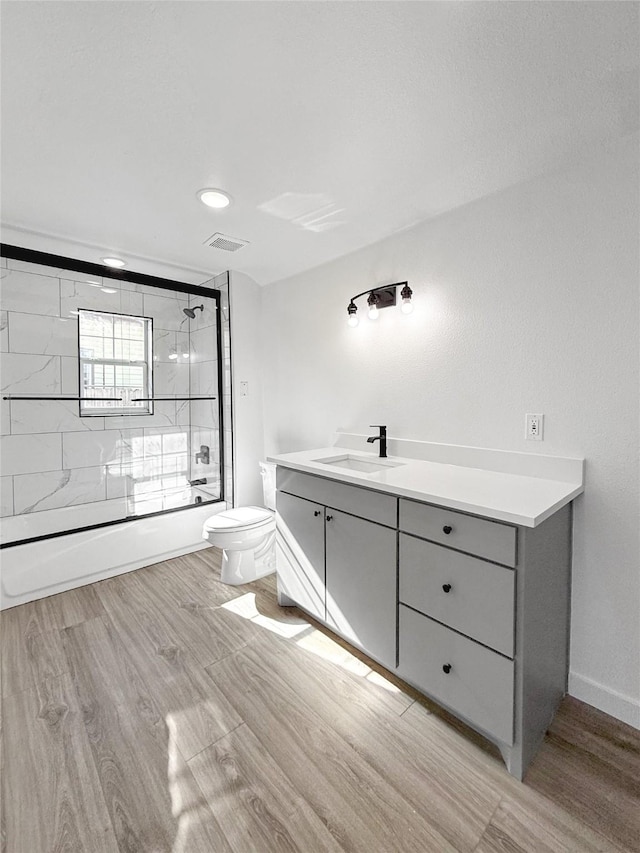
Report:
78,309,154,417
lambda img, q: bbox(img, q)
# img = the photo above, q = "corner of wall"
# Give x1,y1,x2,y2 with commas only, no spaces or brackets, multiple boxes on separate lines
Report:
229,271,265,506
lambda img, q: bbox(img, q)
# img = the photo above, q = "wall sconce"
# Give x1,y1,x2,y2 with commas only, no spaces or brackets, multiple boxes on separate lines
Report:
346,282,413,326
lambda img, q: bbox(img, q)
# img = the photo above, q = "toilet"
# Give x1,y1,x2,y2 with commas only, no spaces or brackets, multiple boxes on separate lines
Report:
202,462,276,585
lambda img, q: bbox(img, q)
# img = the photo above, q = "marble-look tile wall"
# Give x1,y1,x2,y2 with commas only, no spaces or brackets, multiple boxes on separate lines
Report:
0,257,226,542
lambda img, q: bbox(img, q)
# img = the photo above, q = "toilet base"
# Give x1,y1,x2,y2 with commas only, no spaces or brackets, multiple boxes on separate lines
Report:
220,531,276,586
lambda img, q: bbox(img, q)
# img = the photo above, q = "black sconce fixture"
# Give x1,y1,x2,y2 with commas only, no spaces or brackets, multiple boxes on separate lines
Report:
346,282,413,327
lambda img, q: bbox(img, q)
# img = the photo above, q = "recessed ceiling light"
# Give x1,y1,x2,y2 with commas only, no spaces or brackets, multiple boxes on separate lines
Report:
101,257,126,268
197,188,232,209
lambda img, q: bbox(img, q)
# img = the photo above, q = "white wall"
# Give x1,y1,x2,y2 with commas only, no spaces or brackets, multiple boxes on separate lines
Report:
230,271,265,506
261,133,640,728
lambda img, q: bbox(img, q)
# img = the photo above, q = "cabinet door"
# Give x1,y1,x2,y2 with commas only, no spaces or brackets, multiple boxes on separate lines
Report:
325,510,397,669
276,491,326,620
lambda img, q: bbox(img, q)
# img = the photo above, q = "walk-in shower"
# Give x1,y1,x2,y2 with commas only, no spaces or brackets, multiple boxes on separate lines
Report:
0,246,230,548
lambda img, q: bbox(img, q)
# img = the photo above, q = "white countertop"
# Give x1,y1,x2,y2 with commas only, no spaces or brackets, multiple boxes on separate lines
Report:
266,445,584,528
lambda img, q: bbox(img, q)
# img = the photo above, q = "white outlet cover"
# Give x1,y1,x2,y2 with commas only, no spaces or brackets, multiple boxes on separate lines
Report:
526,413,544,440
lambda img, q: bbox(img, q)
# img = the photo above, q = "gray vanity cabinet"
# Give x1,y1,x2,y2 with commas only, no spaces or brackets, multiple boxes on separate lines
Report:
274,463,573,780
275,467,397,670
325,509,396,668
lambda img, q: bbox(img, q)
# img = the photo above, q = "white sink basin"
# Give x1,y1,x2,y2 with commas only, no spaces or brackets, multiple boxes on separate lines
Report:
314,454,405,474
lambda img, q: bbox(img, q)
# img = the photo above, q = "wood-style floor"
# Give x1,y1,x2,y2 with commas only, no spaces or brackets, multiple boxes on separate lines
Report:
1,549,638,853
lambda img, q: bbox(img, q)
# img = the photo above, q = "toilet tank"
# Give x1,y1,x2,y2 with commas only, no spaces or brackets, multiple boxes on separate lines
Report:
260,461,277,510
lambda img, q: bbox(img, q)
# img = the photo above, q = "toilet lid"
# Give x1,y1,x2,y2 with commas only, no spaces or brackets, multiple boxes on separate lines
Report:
203,506,274,533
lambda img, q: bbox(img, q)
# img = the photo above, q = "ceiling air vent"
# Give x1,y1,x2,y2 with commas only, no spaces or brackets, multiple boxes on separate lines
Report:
204,232,250,252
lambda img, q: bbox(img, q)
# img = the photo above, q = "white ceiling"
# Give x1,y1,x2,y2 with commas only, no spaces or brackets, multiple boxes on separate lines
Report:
1,2,638,285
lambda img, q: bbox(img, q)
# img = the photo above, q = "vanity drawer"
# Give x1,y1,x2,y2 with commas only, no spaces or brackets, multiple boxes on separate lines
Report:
399,534,515,657
399,605,514,745
399,499,516,567
276,467,397,527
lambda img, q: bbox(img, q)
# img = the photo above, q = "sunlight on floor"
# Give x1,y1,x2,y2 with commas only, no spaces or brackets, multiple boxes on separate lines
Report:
166,714,217,853
220,590,401,694
159,578,409,850
295,630,401,693
221,592,309,639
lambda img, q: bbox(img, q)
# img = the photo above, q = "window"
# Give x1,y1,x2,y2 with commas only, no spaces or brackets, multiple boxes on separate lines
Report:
78,310,153,416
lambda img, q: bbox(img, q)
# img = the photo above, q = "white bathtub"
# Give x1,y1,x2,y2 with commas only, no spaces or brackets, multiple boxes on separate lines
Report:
0,485,227,609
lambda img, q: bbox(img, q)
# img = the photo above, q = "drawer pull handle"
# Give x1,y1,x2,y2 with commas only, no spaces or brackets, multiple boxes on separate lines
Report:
326,515,333,522
442,525,453,535
442,663,452,674
314,510,321,517
442,583,452,593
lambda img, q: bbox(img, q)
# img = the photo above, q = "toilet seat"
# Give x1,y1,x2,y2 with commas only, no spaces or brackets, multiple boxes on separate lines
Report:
203,505,274,535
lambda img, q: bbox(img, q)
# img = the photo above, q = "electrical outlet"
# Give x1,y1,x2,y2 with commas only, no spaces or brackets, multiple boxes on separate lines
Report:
526,413,544,441
239,381,249,397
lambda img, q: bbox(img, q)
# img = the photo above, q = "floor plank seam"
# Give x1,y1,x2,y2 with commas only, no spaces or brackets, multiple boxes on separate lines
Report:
184,719,246,765
398,699,416,718
198,638,257,671
469,797,503,853
0,667,70,703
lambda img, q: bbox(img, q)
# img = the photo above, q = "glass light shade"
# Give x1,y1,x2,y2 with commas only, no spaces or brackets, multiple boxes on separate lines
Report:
197,189,231,209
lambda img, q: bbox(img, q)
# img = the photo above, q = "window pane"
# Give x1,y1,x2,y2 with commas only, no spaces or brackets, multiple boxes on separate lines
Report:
79,309,152,415
80,335,114,359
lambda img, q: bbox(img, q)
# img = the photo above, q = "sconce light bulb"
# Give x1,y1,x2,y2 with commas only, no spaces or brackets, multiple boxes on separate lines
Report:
347,301,358,327
182,351,190,358
400,283,413,315
347,314,359,328
169,350,178,360
366,290,380,320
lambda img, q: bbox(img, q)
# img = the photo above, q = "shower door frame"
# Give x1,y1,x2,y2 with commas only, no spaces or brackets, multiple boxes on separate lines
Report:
0,244,227,549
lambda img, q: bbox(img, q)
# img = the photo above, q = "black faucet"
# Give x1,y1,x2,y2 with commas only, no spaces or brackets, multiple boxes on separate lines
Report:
367,425,387,458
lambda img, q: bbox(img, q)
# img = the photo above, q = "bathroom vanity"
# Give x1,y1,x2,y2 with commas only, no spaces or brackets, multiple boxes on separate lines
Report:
269,437,584,781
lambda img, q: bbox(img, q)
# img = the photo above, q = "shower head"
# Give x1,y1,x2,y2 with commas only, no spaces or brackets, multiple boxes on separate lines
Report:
183,305,204,319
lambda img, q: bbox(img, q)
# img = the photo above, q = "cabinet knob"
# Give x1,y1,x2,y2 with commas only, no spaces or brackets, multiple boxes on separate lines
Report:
442,525,453,535
442,583,452,593
326,515,333,522
314,510,321,517
442,663,452,674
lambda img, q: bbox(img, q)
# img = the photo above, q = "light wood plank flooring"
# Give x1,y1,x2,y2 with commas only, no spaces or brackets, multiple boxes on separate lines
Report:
1,548,638,852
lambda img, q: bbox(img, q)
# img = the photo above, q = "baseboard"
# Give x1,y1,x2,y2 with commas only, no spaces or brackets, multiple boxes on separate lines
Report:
569,671,640,729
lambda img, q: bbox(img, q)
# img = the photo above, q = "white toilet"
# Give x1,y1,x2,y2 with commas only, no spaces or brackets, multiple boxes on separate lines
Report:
202,462,276,585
